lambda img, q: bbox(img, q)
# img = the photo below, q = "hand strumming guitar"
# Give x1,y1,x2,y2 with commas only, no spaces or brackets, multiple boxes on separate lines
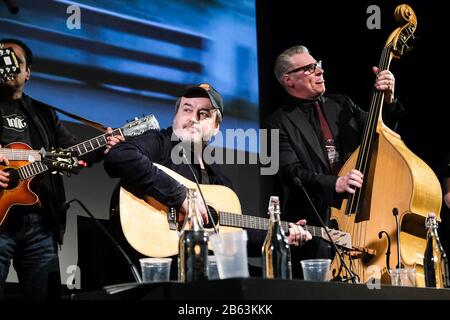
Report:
178,194,209,226
0,146,9,189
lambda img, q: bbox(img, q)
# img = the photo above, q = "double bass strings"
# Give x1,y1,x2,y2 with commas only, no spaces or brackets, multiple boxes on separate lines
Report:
343,45,392,278
346,46,392,215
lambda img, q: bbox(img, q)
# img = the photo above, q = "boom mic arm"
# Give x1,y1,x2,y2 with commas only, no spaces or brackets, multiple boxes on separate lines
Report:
64,198,142,284
181,147,218,234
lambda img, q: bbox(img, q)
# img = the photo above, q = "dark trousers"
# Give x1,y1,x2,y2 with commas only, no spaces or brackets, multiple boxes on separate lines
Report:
0,207,61,299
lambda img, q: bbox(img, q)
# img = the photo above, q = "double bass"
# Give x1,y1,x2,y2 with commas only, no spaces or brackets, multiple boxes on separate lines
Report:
330,4,441,287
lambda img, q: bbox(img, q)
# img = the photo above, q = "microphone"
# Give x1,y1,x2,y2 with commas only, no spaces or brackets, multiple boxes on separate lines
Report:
181,147,218,234
64,198,143,284
2,0,19,14
293,177,358,283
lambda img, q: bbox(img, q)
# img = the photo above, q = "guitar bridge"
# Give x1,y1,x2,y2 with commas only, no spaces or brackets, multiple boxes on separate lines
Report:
167,207,177,231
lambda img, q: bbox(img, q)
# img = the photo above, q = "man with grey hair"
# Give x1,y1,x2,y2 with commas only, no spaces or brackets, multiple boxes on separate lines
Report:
266,45,403,278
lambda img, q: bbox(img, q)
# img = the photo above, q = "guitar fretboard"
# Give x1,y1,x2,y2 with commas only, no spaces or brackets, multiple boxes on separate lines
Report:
0,149,41,161
67,128,122,156
15,128,123,181
18,161,49,180
218,211,324,237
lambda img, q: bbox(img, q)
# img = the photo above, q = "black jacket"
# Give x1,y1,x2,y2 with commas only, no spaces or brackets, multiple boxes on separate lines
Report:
266,93,404,267
266,94,368,225
104,127,233,209
0,94,94,244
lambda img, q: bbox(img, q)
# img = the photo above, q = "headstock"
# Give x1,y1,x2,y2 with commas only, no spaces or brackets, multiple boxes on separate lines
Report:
385,4,417,60
40,148,81,175
122,114,160,137
0,44,20,83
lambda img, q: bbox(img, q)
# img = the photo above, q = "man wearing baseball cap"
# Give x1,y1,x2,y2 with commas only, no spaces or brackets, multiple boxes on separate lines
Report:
104,83,310,279
105,83,229,229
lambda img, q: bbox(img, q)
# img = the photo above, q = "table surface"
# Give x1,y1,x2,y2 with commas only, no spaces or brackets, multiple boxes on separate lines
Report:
71,278,450,300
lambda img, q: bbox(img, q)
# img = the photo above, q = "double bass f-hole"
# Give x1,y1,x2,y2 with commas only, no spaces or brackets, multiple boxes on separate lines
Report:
378,231,391,272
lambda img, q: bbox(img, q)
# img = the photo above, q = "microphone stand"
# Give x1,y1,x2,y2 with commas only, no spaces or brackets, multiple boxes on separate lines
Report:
65,198,142,284
393,208,401,269
181,146,218,233
293,177,357,283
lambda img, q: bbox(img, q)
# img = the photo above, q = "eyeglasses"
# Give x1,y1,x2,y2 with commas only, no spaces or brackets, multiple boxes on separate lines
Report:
285,60,323,75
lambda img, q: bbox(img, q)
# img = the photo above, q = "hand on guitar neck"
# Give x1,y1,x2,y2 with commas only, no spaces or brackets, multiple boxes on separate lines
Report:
287,219,312,247
178,192,311,247
104,127,125,155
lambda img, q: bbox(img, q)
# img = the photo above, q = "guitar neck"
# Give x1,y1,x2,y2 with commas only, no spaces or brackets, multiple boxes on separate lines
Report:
0,148,42,161
16,161,49,181
66,128,123,156
218,211,324,238
14,128,123,181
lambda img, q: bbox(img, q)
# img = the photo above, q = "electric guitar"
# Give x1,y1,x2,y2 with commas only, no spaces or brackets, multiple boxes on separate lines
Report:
119,163,352,257
0,115,160,227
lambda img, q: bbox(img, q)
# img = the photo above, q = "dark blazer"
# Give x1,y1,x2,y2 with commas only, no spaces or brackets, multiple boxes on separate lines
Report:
0,94,82,244
104,127,233,209
266,94,367,225
266,93,403,272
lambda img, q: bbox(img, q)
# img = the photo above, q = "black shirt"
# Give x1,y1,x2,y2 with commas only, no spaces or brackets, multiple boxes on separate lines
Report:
0,99,32,146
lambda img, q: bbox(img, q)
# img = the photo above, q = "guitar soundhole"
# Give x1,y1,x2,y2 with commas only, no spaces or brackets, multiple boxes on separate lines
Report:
3,167,19,190
204,206,219,228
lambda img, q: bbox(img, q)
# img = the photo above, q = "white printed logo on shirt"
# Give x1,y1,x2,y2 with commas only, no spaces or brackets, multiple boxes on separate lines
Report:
3,114,28,132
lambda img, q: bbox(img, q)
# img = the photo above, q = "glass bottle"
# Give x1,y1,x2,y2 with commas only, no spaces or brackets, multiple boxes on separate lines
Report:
424,213,450,288
178,188,208,282
262,196,292,279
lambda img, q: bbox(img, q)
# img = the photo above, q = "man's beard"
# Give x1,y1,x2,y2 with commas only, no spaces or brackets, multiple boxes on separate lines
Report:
175,126,204,144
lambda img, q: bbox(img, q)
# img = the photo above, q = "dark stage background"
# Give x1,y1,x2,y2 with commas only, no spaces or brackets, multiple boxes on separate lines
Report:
2,0,450,289
256,0,450,277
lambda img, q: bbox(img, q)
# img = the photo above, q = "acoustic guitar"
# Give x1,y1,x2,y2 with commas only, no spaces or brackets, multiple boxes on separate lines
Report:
119,163,352,257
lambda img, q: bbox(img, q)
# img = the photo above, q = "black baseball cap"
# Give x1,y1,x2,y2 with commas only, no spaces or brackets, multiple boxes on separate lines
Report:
180,83,224,117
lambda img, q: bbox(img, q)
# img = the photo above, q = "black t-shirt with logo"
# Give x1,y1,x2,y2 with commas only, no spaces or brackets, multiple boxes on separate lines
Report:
0,99,32,146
